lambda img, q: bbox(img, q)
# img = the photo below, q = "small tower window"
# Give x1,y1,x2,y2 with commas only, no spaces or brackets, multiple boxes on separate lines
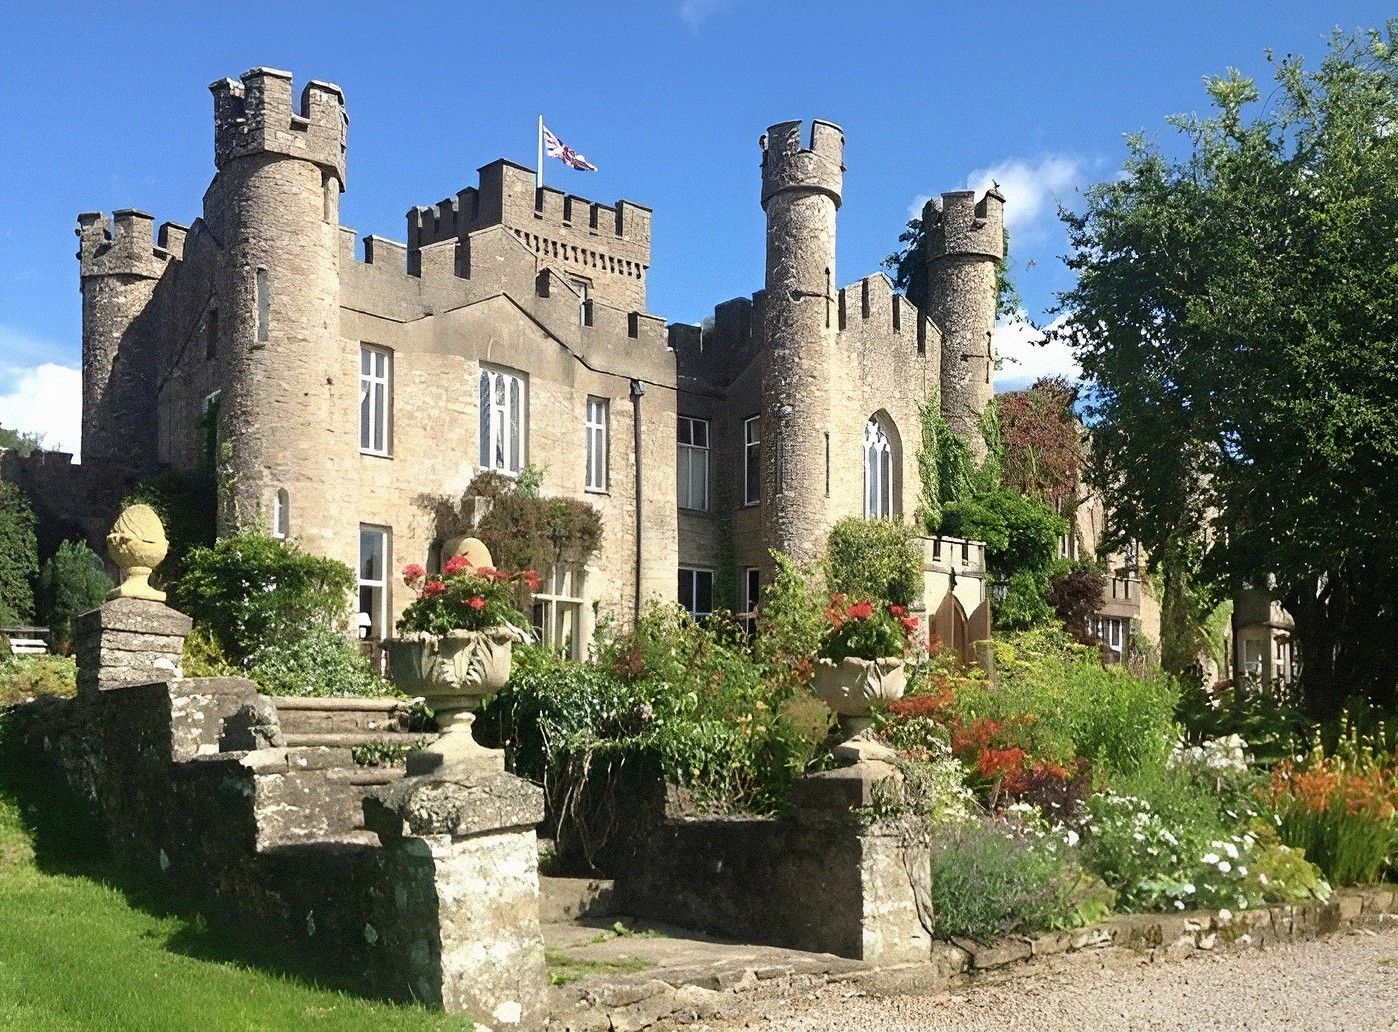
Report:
255,268,270,343
205,308,219,361
271,488,290,539
864,415,897,519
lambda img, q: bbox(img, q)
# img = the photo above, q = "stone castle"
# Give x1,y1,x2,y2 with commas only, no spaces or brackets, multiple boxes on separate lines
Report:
76,67,1000,649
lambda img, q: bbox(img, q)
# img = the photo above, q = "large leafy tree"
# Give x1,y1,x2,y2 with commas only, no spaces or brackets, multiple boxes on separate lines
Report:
1055,25,1398,711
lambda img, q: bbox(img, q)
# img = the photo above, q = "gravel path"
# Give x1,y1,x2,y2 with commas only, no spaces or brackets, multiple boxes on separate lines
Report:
702,928,1398,1032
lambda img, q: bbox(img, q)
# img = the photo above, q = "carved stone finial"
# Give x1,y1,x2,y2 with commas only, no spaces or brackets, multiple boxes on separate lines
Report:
106,503,170,602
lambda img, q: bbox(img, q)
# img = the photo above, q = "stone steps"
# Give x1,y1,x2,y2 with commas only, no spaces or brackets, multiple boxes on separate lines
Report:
347,767,408,787
283,730,429,749
270,695,420,737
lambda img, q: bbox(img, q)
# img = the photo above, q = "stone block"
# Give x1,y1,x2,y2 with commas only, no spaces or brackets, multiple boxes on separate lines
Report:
954,936,1031,970
75,598,191,700
364,768,544,839
789,760,900,813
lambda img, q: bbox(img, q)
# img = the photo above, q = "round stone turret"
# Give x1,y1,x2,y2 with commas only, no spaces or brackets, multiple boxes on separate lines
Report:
759,120,845,566
923,188,1005,460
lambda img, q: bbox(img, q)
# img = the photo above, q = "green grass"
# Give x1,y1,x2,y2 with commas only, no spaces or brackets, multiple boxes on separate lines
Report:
0,711,472,1031
543,949,652,987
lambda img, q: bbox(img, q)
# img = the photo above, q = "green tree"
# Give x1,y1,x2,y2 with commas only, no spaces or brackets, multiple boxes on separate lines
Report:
0,480,38,625
1054,25,1398,710
36,540,110,652
0,424,44,457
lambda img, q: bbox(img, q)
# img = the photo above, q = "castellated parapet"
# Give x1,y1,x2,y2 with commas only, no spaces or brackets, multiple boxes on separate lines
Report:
407,160,651,310
923,188,1004,458
211,67,347,187
759,119,844,566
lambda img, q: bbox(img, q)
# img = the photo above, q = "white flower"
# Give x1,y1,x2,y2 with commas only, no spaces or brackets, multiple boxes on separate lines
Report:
1133,832,1146,842
1063,830,1080,847
1222,842,1240,860
1217,860,1232,874
1202,852,1220,865
1174,900,1185,910
1182,883,1196,895
1237,866,1248,877
1258,873,1269,886
1218,908,1233,922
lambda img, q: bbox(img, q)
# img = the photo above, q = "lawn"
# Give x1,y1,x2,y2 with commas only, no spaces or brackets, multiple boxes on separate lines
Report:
0,713,473,1032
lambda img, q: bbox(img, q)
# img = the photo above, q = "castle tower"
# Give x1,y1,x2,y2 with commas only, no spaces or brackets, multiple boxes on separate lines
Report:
923,189,1004,458
76,209,169,467
759,119,843,565
204,68,353,560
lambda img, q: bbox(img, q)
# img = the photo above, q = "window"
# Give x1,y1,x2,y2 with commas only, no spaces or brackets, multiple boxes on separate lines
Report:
271,488,289,539
255,267,269,343
585,396,608,492
1093,616,1125,660
677,416,709,511
205,308,218,361
532,565,585,660
678,568,714,617
479,366,525,474
358,525,390,640
743,415,761,506
360,345,391,455
743,567,760,638
864,416,895,518
1058,531,1078,560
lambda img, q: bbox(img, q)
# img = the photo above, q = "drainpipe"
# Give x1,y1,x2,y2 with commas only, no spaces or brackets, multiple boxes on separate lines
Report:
630,378,646,621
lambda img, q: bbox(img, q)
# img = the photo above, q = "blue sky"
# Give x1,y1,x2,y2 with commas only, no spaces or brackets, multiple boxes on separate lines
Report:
0,1,1390,453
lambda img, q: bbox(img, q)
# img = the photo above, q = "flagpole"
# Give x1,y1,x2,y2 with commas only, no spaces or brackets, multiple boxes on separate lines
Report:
536,114,544,190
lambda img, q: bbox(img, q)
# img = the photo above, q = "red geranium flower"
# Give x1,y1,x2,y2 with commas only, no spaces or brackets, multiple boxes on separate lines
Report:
888,604,907,617
846,600,874,621
422,579,446,597
443,554,471,576
467,595,486,611
900,616,921,633
523,569,542,592
402,563,426,586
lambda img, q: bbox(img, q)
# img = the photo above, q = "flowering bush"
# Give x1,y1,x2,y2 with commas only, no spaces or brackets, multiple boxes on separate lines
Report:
1269,724,1397,885
397,556,537,637
819,594,921,661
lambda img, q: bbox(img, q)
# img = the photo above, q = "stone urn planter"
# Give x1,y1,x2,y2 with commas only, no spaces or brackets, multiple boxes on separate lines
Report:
812,656,907,758
386,627,520,773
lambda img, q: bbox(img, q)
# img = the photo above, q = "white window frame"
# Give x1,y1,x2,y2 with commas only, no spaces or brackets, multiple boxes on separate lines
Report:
743,415,761,506
360,345,391,456
864,416,894,519
358,525,390,641
480,365,526,475
678,567,714,618
531,565,586,660
677,416,710,511
585,396,608,492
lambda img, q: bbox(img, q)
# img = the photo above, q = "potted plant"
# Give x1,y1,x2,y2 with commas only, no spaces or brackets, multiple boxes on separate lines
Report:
388,551,539,772
811,594,922,748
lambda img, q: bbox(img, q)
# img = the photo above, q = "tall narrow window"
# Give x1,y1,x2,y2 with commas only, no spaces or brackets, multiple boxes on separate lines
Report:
205,308,219,361
271,488,289,539
358,525,390,640
678,568,714,617
743,415,761,506
677,416,709,511
479,366,525,474
863,416,895,518
743,567,760,638
359,345,391,455
585,396,608,492
255,267,269,343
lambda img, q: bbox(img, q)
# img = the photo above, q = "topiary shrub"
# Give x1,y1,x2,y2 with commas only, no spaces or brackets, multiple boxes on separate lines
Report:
35,540,110,653
824,517,922,607
176,532,355,664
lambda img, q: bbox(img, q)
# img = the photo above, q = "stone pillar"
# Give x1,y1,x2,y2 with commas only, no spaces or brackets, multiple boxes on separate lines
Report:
364,769,549,1028
790,761,933,964
74,597,191,700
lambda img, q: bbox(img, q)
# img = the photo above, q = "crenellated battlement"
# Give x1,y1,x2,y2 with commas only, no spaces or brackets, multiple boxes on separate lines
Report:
406,159,650,310
760,119,844,209
75,210,170,280
209,67,347,185
923,188,1004,263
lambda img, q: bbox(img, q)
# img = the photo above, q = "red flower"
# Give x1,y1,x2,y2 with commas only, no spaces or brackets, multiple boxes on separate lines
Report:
443,554,471,576
422,579,446,597
900,616,921,633
522,569,542,592
476,565,504,581
888,604,907,617
847,600,874,621
467,595,486,611
402,563,426,586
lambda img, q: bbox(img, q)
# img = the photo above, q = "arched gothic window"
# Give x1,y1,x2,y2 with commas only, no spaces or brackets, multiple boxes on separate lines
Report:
864,416,896,519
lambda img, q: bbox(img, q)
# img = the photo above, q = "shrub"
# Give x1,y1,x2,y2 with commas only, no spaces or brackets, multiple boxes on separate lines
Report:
940,490,1066,631
181,626,238,678
0,480,38,625
35,540,110,653
824,517,922,607
753,553,825,691
1176,676,1308,769
1047,567,1106,644
0,654,76,706
930,817,1108,940
177,533,355,663
819,595,920,661
244,626,392,699
122,468,216,591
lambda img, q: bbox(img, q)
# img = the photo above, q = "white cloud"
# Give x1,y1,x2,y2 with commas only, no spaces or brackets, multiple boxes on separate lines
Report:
993,313,1077,391
0,363,82,455
965,155,1082,236
678,0,737,30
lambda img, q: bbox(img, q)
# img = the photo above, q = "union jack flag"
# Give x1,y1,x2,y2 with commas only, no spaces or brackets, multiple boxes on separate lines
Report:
542,124,598,172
